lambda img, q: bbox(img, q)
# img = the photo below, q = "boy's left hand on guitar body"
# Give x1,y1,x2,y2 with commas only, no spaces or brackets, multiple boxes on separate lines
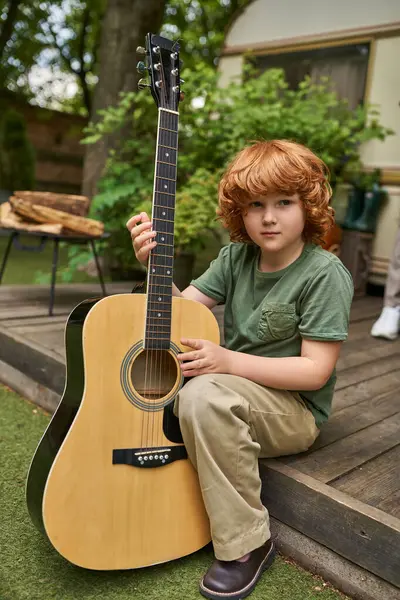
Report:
177,338,232,377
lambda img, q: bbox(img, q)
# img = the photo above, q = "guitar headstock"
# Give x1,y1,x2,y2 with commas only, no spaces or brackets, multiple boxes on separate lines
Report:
137,34,183,111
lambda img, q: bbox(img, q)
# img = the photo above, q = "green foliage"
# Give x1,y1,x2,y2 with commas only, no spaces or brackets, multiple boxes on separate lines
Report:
0,1,63,95
0,0,249,113
346,167,382,191
0,108,35,190
69,64,392,277
163,0,250,68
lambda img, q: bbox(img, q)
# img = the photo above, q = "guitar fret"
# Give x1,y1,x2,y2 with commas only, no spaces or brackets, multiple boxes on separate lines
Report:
148,282,172,287
160,127,178,133
155,190,175,197
158,160,176,166
154,217,174,223
154,203,175,209
155,175,175,182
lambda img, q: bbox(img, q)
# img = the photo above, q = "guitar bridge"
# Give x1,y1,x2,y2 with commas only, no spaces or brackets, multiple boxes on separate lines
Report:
112,445,187,468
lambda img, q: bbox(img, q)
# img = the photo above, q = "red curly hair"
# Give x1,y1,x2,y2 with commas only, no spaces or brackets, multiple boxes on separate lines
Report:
217,140,335,245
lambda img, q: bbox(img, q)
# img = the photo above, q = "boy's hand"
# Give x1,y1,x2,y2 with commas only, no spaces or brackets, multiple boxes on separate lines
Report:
177,338,232,377
126,212,156,267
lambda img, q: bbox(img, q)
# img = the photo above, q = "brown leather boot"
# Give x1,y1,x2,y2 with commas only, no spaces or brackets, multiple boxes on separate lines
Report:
199,539,276,600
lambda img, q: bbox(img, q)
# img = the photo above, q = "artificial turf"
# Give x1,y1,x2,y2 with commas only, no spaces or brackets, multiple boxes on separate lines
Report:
0,384,348,600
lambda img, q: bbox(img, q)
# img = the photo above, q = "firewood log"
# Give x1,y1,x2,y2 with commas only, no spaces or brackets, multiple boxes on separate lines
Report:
9,197,104,236
0,202,62,233
14,191,90,216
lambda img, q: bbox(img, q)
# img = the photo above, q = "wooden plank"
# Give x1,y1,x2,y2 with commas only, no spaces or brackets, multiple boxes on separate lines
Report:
337,338,400,371
283,412,400,483
260,460,400,587
335,353,400,390
333,369,400,412
0,315,66,327
347,318,377,342
332,446,400,518
21,330,65,360
311,390,400,450
11,321,65,336
0,306,71,320
349,296,383,322
0,327,65,394
378,490,400,519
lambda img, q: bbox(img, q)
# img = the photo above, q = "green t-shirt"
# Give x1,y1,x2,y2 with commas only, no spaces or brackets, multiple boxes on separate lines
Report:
190,242,354,427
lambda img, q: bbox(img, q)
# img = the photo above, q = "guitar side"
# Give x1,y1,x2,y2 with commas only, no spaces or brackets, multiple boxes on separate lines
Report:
25,297,100,534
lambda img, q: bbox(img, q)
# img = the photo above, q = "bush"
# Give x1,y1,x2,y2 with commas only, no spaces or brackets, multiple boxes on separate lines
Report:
68,63,392,278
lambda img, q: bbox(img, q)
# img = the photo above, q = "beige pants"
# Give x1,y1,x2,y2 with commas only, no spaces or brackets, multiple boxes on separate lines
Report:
173,373,319,561
385,226,400,308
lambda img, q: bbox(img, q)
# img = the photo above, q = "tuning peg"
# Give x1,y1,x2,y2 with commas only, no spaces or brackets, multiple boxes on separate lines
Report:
137,61,148,74
138,78,151,90
136,46,146,55
180,91,185,102
180,78,185,84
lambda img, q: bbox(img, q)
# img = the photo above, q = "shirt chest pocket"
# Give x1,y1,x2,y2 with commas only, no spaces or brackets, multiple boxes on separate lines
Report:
257,302,298,341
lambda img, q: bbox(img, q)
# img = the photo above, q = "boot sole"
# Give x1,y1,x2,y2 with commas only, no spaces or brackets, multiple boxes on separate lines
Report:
199,542,276,600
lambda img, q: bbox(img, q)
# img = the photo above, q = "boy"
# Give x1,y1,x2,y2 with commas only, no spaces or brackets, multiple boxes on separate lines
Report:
127,140,354,600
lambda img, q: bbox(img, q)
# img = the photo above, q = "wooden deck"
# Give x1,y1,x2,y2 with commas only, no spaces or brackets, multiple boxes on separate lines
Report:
0,284,399,592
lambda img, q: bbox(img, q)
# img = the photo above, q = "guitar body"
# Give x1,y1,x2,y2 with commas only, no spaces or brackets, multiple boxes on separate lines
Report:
26,297,100,534
39,293,219,570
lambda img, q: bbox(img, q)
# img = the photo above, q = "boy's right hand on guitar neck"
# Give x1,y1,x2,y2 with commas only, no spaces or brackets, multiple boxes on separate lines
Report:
126,212,156,267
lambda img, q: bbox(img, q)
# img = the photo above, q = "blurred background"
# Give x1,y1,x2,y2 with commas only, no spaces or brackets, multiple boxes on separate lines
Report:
0,0,399,290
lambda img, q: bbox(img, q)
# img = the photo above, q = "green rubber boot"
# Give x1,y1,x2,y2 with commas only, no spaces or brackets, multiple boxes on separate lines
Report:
353,186,383,233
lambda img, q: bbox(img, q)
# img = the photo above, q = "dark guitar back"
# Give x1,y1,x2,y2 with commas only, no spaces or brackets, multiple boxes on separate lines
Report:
25,298,100,533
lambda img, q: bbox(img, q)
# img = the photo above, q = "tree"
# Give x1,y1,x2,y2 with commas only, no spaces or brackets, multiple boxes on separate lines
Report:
0,0,63,93
81,0,167,199
163,0,249,68
42,0,105,114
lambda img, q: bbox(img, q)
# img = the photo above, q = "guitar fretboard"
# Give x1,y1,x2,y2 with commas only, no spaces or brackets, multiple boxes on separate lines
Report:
145,108,179,350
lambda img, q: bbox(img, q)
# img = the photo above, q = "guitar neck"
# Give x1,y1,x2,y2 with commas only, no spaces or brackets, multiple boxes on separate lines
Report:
145,107,179,350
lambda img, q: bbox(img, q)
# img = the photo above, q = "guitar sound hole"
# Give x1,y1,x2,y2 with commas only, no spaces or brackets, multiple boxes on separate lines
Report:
130,349,178,400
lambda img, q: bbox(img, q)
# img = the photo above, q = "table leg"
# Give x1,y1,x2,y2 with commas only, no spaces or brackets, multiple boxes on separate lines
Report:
90,240,107,296
49,238,59,316
0,231,17,284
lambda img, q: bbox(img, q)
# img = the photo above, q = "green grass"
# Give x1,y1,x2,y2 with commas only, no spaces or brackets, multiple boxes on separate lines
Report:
0,384,349,600
0,233,106,285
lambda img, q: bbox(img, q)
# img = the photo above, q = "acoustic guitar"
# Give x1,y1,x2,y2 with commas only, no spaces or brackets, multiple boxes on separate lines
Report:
26,33,220,570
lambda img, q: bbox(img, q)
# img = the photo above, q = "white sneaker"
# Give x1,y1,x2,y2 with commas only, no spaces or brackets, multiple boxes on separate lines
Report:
371,306,400,340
